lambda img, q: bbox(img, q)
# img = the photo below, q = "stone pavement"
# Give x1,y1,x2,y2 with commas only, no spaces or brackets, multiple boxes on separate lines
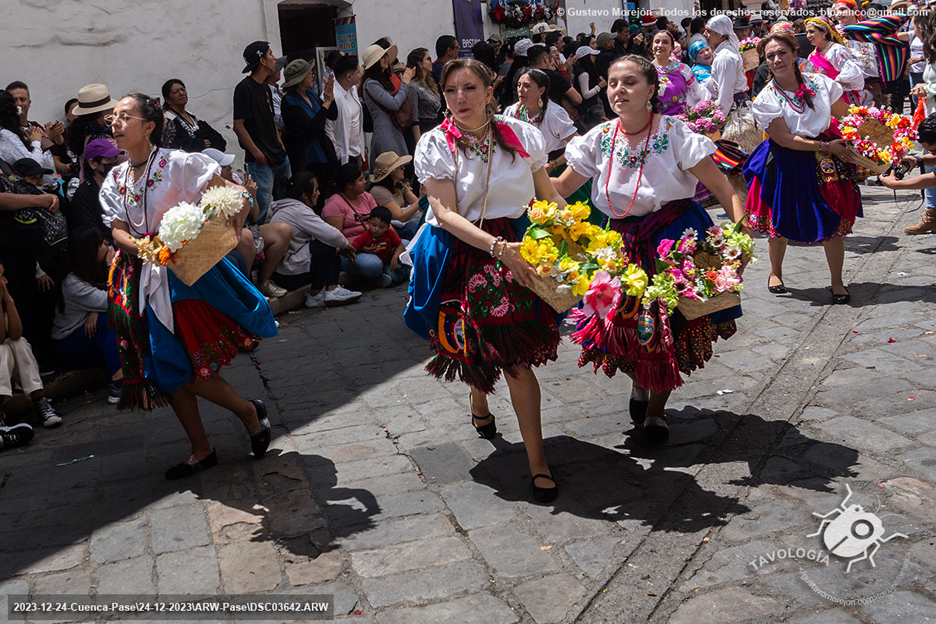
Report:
1,184,935,623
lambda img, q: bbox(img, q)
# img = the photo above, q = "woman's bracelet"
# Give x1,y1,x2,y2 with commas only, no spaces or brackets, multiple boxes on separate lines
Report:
496,240,507,260
240,190,255,207
489,236,505,258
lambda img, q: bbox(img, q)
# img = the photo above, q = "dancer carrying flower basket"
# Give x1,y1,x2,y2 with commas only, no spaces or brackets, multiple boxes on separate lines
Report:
100,94,278,480
552,56,748,445
742,32,861,305
404,59,567,503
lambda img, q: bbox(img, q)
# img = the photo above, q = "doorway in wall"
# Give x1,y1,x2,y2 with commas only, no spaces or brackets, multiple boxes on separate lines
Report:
277,1,340,89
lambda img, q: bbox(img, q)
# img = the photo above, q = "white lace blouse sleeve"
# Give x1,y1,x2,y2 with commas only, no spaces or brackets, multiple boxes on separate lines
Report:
563,124,605,179
414,130,456,183
671,119,717,170
751,87,784,130
98,166,125,228
827,44,865,92
180,151,222,202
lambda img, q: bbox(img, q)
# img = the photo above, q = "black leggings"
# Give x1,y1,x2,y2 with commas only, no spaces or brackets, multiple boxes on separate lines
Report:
271,240,341,291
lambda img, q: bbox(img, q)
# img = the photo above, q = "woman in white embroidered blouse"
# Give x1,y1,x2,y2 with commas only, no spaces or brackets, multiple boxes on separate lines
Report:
742,33,860,305
100,94,277,481
503,69,577,171
407,59,566,503
552,55,747,445
803,16,869,106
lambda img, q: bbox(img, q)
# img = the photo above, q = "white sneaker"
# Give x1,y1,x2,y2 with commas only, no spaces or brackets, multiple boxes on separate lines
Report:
324,286,362,305
260,280,287,298
304,291,326,308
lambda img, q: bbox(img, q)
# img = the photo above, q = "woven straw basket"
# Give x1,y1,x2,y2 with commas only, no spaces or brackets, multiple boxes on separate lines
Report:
848,119,894,175
676,250,742,320
527,275,583,314
741,49,760,72
167,214,239,286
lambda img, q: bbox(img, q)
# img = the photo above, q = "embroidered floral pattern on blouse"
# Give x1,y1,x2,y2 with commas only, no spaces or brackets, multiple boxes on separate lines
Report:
463,131,496,163
114,150,171,210
599,117,673,168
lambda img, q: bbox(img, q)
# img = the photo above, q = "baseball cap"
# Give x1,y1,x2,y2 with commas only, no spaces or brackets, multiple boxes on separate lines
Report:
596,32,614,47
514,38,534,57
242,41,271,73
84,138,123,161
13,158,52,177
575,45,600,59
203,148,236,167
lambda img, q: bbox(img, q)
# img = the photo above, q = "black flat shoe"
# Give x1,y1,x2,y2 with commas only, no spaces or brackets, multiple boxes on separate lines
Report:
472,413,497,440
531,473,558,504
767,277,787,294
629,398,649,425
249,400,272,458
831,287,850,305
165,449,218,480
644,415,669,445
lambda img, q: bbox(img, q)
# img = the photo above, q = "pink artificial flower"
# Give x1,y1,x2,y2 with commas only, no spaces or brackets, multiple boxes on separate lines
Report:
674,278,692,294
582,270,621,319
706,225,724,237
657,239,675,258
714,265,741,292
667,268,685,282
678,237,696,254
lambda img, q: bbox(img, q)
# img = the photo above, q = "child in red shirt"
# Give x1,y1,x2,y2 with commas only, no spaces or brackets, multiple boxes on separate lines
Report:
351,206,410,287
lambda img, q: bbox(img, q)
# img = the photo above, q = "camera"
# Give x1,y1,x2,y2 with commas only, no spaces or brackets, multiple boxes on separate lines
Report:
885,160,912,180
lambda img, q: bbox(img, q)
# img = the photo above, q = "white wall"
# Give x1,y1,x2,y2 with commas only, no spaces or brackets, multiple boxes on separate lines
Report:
353,0,457,61
5,0,272,156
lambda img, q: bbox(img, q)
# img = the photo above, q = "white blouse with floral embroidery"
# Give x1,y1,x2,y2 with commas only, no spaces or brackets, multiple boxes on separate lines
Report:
564,116,716,219
750,73,844,138
99,148,220,334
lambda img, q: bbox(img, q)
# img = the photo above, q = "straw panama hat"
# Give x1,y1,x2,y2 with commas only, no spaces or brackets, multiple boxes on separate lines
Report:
370,151,412,183
74,84,119,116
362,44,399,70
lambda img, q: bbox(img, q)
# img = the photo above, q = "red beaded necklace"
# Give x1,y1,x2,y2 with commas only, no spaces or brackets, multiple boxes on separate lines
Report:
604,112,655,219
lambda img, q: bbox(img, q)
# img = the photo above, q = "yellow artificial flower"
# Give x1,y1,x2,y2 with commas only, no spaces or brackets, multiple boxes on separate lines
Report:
521,238,545,264
569,222,590,242
528,205,548,225
623,264,648,298
572,275,591,297
569,201,591,222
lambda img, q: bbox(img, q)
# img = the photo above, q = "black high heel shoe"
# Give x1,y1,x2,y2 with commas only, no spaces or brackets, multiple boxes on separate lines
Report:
831,286,850,305
767,276,787,294
531,473,558,503
248,399,272,458
471,413,497,439
165,449,218,480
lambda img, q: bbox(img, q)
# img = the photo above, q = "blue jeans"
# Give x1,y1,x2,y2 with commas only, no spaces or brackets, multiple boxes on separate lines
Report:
910,72,924,112
923,162,936,209
247,158,292,224
52,314,121,377
340,252,410,285
395,220,420,240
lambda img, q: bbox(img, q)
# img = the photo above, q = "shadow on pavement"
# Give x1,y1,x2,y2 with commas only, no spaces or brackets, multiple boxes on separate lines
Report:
469,408,858,533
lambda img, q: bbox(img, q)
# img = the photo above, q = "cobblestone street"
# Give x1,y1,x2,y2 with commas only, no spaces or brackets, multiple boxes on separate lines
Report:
1,185,935,623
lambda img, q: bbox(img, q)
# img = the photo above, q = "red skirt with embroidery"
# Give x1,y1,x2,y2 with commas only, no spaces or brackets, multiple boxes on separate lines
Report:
426,218,560,394
173,299,256,382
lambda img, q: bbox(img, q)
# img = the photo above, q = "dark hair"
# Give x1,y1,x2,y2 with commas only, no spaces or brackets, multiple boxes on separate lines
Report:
285,170,319,202
67,228,108,290
65,98,78,116
501,53,529,107
472,41,497,72
160,79,185,111
5,81,28,95
611,18,627,34
124,93,165,146
681,17,693,30
334,162,364,195
517,68,551,111
324,50,343,70
363,57,394,92
757,33,815,110
407,48,440,97
919,8,936,65
441,58,520,162
656,16,668,30
68,111,110,158
527,45,550,68
368,205,392,224
436,35,458,59
333,54,359,80
609,56,662,113
373,38,395,58
691,16,706,34
919,113,936,144
0,91,28,147
544,31,562,47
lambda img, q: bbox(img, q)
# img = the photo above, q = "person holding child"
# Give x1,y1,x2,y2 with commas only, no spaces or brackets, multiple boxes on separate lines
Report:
350,206,410,287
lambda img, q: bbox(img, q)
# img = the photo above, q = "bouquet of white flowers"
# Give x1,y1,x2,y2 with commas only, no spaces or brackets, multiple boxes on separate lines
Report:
134,185,243,286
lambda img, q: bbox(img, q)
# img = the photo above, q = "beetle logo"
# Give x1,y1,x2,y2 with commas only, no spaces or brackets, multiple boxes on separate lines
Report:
807,484,908,573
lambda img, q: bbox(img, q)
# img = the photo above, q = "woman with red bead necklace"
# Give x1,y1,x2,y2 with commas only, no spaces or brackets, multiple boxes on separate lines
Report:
742,32,860,305
552,56,748,445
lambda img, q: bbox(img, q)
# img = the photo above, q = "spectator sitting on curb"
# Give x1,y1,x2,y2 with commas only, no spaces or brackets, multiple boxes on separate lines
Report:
0,262,61,428
204,148,292,298
350,206,410,288
66,138,121,242
50,228,124,404
267,171,362,308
